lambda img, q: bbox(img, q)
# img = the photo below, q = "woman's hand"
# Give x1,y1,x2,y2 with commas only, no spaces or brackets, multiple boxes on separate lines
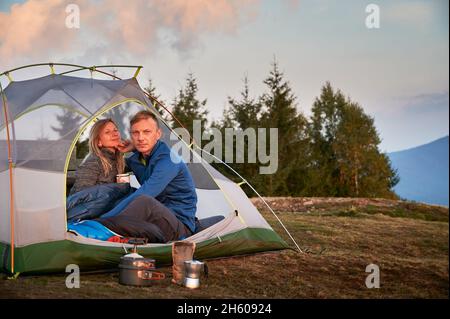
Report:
116,139,134,153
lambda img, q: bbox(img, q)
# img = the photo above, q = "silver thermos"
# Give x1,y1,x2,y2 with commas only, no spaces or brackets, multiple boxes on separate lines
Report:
183,260,207,289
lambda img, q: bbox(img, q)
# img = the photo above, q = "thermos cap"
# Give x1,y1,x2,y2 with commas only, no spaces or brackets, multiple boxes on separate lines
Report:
184,260,203,265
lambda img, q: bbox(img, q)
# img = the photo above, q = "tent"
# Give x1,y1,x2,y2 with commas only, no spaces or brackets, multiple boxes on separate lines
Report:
0,63,294,275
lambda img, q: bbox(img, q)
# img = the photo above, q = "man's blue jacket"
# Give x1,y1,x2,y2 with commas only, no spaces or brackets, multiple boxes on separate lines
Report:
101,140,198,233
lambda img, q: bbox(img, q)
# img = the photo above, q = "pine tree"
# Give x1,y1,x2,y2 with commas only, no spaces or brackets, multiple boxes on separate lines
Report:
307,82,347,196
228,77,261,129
143,78,169,124
208,107,237,182
51,109,83,140
259,60,309,196
76,139,89,160
219,77,263,191
171,73,208,140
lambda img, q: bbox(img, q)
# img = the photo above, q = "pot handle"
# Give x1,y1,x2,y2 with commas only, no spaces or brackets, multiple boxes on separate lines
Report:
138,270,165,280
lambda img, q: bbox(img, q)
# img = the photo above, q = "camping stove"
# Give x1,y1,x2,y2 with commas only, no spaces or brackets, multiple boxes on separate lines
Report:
118,238,165,286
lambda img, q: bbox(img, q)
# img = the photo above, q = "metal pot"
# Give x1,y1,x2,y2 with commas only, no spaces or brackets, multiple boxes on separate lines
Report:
118,254,165,286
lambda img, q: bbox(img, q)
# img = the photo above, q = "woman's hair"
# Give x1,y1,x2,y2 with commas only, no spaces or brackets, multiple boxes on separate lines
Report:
88,118,125,177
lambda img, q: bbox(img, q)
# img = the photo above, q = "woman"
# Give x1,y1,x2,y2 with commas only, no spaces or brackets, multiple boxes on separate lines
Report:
67,119,132,222
69,119,126,195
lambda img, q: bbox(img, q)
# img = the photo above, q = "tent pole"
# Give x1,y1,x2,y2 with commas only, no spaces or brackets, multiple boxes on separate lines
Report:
141,90,195,144
0,81,16,273
1,63,142,79
141,87,301,251
192,145,304,254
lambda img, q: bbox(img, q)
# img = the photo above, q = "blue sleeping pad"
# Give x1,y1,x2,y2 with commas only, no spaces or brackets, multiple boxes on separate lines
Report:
67,220,118,241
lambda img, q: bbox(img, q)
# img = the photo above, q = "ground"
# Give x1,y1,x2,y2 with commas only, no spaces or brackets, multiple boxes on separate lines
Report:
0,197,448,299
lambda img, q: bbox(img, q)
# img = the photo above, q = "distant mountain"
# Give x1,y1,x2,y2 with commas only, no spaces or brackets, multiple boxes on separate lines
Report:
388,136,449,206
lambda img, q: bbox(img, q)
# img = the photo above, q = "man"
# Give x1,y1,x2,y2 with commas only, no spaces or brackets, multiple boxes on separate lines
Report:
97,110,197,243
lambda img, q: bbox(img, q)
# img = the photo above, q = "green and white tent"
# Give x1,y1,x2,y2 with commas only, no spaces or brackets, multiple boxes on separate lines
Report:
0,64,292,275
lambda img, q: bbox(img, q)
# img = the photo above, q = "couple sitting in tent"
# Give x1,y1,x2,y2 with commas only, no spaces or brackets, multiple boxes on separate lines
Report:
67,111,197,243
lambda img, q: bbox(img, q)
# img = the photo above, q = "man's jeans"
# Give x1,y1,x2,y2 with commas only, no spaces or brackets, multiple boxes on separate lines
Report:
97,195,192,243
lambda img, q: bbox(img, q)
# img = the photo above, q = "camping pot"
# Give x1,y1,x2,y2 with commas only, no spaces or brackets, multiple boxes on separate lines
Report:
183,260,207,289
118,254,165,286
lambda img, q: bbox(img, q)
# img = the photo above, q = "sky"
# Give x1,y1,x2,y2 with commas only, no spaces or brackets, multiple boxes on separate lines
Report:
0,0,448,152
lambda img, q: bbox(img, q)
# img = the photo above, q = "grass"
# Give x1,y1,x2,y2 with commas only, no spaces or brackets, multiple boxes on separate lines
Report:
0,198,448,299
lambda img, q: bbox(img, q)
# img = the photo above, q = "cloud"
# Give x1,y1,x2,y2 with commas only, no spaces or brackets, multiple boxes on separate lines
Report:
384,1,434,29
0,0,76,63
0,0,261,67
401,92,449,114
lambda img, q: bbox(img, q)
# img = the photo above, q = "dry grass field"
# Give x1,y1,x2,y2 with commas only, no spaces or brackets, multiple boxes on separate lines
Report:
1,198,448,299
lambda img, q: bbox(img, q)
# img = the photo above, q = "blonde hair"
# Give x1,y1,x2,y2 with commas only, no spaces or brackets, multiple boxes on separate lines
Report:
88,119,125,177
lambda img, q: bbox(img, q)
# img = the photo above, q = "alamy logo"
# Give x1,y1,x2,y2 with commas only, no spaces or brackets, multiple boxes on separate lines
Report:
365,263,380,288
65,4,80,29
65,264,80,288
365,4,380,29
169,120,279,174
